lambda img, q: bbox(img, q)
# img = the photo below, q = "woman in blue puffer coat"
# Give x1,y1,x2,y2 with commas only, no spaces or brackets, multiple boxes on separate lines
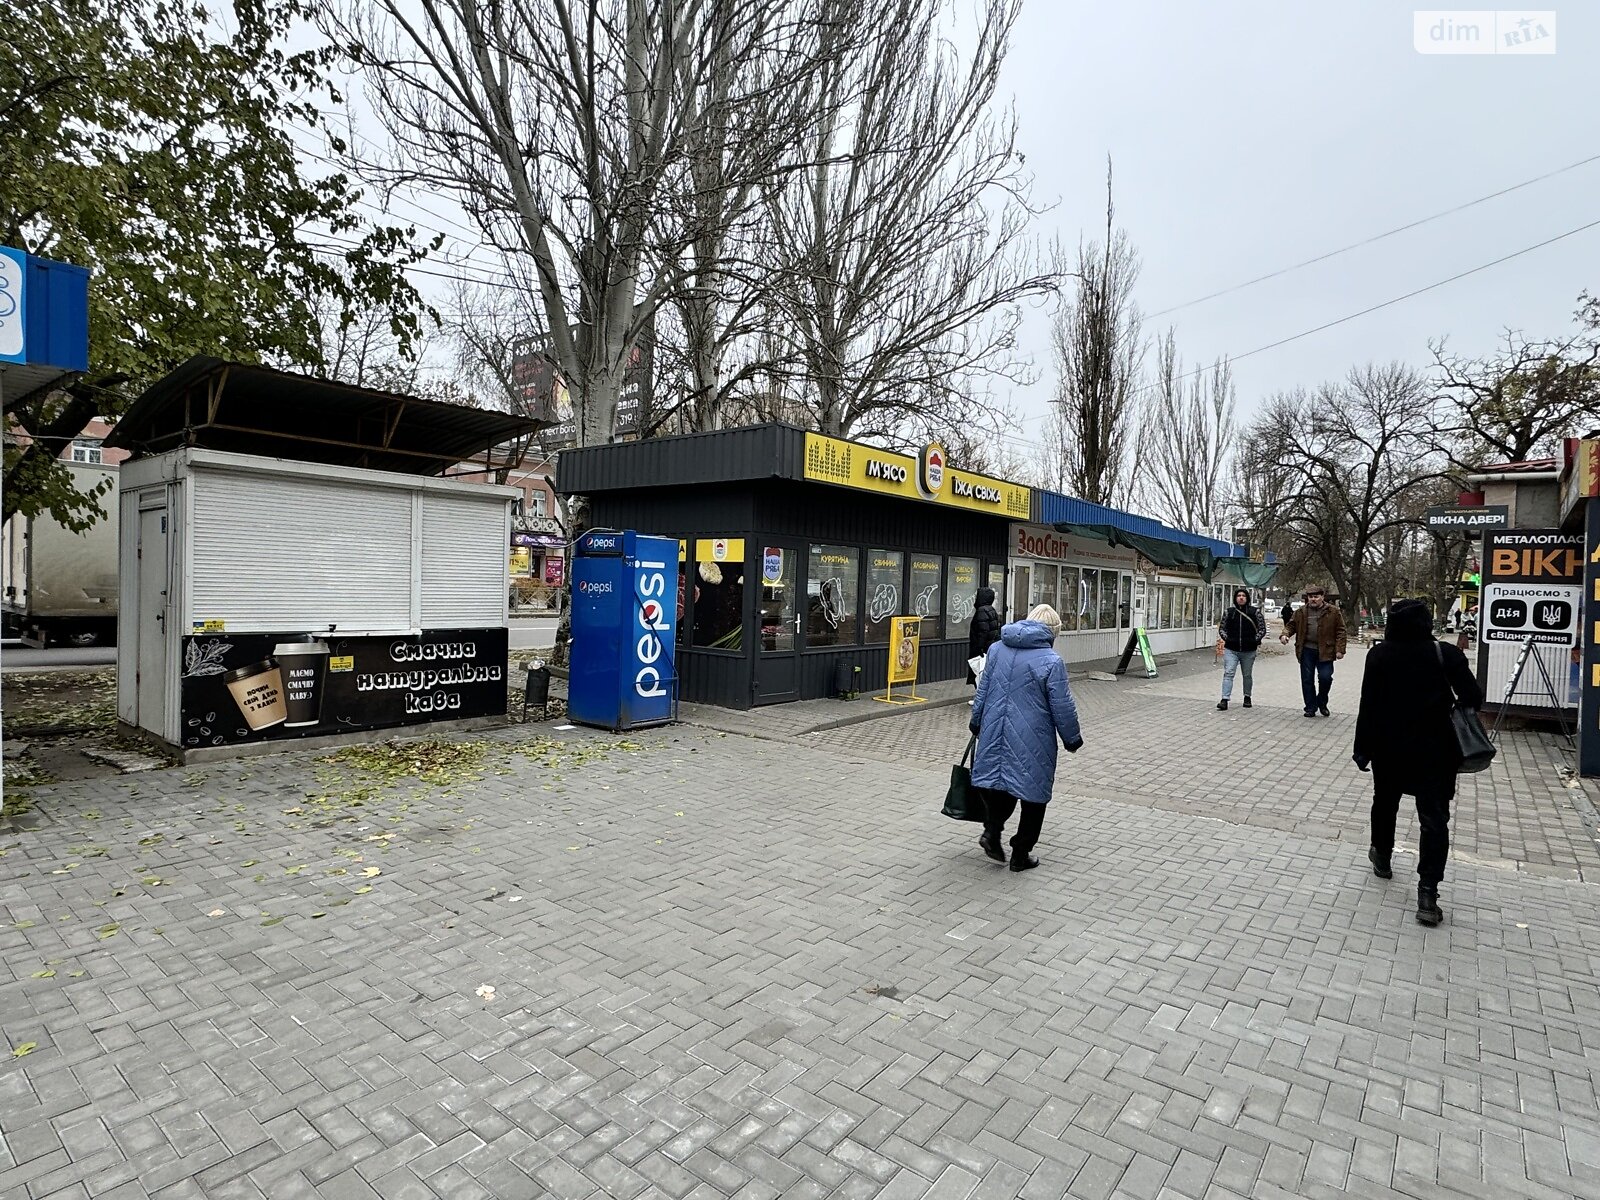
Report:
969,604,1084,872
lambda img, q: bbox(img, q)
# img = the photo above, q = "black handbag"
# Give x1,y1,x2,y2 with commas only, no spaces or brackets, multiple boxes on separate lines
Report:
1435,642,1495,773
942,736,985,821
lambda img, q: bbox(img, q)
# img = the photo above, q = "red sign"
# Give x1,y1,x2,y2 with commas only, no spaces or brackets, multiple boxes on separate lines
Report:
543,557,564,586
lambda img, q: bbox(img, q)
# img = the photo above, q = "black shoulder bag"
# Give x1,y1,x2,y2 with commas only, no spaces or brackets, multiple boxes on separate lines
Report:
1435,641,1495,773
942,736,985,821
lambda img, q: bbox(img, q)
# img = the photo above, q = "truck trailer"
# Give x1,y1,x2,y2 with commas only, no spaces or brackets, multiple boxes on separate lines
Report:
2,461,119,646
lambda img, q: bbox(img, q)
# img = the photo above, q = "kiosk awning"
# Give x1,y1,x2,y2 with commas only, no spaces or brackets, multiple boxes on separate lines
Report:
106,356,543,476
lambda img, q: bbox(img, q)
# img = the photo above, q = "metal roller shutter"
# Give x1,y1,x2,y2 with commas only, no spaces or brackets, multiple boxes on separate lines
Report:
420,492,506,627
191,470,412,632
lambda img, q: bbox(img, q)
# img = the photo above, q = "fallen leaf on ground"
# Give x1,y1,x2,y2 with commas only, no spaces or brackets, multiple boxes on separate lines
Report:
260,916,285,927
285,865,307,875
475,984,496,1000
360,867,381,878
283,807,303,815
11,1043,37,1057
208,909,226,917
354,885,373,894
31,970,55,979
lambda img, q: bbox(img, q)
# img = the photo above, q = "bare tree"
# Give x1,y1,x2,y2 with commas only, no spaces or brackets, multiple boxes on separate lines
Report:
756,0,1053,440
336,0,832,450
1141,329,1236,533
1251,364,1451,611
1047,162,1144,507
1430,290,1600,466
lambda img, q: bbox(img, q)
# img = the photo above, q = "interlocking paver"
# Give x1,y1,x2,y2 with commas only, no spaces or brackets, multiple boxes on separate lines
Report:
2,663,1600,1200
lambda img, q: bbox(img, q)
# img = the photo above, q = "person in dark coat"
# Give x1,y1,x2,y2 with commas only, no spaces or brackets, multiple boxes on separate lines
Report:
1353,598,1484,927
966,586,1002,686
969,604,1083,872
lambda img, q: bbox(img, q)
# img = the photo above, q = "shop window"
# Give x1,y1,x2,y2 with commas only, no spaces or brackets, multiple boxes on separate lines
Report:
1079,568,1099,631
1029,563,1057,614
1100,572,1120,630
509,546,532,576
864,549,904,644
945,557,980,641
1183,586,1196,627
1057,566,1079,632
1120,574,1133,629
759,547,796,652
910,556,943,640
1157,586,1171,630
693,552,746,650
806,544,860,647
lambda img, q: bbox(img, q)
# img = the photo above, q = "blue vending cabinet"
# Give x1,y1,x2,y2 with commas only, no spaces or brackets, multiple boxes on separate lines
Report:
568,530,680,731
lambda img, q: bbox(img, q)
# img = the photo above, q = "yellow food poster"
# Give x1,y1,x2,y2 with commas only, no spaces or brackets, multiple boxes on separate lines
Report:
888,616,922,685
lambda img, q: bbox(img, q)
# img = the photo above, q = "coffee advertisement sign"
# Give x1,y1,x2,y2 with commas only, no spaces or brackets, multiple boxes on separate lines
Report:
179,627,508,748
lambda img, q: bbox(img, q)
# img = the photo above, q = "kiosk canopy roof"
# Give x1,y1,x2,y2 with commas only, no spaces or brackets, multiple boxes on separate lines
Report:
106,356,541,476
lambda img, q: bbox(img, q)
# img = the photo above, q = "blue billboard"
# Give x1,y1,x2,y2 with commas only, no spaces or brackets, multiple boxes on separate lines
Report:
568,530,679,731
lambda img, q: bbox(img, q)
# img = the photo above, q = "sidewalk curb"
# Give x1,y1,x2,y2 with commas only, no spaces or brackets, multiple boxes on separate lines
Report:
799,693,972,736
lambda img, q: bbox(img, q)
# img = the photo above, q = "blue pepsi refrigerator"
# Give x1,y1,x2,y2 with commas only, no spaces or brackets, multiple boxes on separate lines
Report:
568,530,680,731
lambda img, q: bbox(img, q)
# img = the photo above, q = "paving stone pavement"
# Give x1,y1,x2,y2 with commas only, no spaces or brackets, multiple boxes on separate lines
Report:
2,701,1600,1199
812,644,1600,882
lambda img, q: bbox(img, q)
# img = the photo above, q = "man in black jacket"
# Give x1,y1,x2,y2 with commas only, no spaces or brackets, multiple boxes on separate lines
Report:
1216,587,1265,711
1353,599,1484,926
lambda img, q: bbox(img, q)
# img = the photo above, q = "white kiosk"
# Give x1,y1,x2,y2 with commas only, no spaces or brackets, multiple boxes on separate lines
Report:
107,358,539,760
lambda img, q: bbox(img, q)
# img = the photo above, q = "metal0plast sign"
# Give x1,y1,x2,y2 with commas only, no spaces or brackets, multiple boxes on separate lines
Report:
1481,528,1584,646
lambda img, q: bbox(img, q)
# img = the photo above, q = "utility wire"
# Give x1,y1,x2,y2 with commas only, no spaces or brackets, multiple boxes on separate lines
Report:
1000,215,1600,451
1147,152,1600,318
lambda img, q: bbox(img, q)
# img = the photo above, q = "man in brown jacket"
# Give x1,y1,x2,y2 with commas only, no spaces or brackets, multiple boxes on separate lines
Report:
1279,585,1347,717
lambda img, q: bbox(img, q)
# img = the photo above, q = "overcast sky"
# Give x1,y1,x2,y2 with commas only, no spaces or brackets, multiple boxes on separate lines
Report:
996,1,1595,440
365,2,1595,443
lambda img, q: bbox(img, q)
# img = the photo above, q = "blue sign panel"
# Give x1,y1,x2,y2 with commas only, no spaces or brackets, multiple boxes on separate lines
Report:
0,248,89,371
568,530,679,731
0,247,25,364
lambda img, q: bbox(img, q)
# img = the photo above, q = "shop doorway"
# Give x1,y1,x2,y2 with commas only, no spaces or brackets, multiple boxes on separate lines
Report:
134,497,170,736
754,543,801,704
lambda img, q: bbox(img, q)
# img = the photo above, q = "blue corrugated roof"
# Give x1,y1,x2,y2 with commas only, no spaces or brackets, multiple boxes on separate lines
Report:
1035,489,1274,563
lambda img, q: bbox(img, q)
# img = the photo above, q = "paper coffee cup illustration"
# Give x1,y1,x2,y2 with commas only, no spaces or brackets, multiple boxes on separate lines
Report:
224,660,288,732
274,635,330,727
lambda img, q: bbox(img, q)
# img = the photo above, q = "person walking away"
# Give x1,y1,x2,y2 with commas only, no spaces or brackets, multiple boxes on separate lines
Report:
969,604,1083,872
1280,585,1346,717
1216,588,1266,710
1353,599,1483,926
966,586,1002,700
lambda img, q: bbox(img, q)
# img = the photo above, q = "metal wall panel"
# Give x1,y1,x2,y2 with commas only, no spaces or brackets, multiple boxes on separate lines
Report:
557,424,797,494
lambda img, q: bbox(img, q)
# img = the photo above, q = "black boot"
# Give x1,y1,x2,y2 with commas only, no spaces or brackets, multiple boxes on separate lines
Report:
1216,699,1228,711
978,832,1006,863
1417,885,1444,926
1368,847,1392,879
1009,854,1039,872
1243,696,1252,708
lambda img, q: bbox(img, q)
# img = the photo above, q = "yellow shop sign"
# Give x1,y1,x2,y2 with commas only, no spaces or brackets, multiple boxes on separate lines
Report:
802,433,1029,518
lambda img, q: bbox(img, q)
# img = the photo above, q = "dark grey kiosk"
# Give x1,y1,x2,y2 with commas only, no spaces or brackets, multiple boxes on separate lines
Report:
556,424,1032,708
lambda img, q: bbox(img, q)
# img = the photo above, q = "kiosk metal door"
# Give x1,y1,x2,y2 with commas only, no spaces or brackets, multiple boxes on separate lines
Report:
134,498,170,739
754,543,801,704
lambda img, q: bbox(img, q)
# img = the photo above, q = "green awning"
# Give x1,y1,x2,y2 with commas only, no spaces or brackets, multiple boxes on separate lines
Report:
1213,558,1280,589
1053,524,1280,588
1055,522,1218,579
